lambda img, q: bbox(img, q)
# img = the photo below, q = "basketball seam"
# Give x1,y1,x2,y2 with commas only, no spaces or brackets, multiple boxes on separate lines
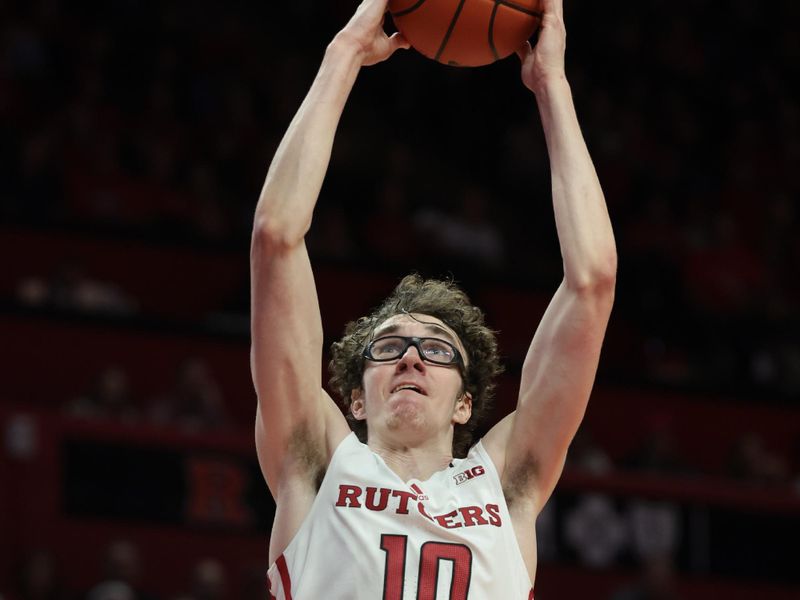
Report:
434,0,468,62
392,0,542,19
488,4,500,62
393,0,543,65
496,0,543,18
391,0,430,18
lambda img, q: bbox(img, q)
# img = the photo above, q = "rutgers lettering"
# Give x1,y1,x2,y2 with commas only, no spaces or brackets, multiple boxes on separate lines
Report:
335,484,502,528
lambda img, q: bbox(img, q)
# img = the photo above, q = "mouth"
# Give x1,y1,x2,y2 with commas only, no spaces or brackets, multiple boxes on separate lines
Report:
391,384,427,396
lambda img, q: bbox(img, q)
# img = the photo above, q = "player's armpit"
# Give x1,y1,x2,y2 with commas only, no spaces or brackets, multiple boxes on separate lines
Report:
481,411,516,477
255,388,350,496
250,238,344,493
496,279,614,513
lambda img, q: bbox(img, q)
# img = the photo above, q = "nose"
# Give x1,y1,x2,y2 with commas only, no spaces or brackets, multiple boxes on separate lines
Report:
395,344,426,372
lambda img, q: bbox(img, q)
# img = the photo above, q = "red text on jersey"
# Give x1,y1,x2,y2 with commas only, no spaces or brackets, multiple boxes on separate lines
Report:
334,484,502,528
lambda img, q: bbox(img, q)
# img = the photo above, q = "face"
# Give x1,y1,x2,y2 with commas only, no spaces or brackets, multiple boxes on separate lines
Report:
351,313,472,445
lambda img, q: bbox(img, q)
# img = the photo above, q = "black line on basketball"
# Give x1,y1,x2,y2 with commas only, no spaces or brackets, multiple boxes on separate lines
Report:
488,4,500,62
498,0,543,18
392,0,430,18
435,0,467,62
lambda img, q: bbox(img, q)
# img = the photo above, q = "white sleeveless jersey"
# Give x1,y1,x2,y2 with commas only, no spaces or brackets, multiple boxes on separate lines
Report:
267,433,534,599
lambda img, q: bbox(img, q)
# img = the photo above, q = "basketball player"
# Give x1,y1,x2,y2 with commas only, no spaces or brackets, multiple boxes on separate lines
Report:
251,0,616,597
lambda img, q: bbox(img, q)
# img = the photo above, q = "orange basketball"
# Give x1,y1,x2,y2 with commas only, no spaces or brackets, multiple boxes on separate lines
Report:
388,0,543,67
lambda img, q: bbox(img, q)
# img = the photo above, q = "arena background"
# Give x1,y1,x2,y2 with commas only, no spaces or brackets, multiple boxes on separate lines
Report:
1,0,799,598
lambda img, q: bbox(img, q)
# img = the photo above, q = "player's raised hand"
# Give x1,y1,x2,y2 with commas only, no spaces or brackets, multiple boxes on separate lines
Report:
516,0,566,93
336,0,410,66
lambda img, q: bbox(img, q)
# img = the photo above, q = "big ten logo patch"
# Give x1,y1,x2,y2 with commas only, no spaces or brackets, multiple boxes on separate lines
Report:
185,456,254,527
453,465,485,485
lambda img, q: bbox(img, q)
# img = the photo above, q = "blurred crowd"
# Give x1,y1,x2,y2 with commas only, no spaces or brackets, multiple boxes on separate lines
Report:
54,359,800,491
1,542,682,600
567,423,795,488
62,359,229,432
2,0,798,472
2,0,799,400
2,541,262,600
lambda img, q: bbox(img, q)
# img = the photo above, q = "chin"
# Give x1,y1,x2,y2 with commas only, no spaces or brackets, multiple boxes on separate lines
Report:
385,404,426,432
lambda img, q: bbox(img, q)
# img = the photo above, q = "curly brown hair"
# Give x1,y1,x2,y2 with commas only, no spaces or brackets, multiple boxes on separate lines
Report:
329,274,503,457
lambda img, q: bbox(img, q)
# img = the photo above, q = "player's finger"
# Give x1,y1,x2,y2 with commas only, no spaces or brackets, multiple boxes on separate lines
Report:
389,32,411,51
542,0,563,21
515,41,532,61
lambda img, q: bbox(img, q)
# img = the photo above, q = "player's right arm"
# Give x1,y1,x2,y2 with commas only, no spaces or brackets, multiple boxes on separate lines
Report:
250,0,409,496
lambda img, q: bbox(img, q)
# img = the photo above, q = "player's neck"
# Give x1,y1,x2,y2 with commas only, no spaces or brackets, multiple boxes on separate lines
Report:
368,435,454,483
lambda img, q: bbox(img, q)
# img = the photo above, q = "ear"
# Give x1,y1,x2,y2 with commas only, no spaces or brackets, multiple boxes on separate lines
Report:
350,388,366,421
453,391,472,425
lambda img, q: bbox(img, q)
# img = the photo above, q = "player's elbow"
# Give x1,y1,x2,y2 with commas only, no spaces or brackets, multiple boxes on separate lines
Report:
593,253,618,292
569,257,617,298
252,215,304,255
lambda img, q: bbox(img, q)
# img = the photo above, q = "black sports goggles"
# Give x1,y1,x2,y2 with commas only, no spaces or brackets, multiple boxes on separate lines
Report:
363,336,464,367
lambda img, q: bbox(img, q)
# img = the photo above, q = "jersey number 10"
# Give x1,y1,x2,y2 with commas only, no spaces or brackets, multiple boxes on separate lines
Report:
380,534,472,599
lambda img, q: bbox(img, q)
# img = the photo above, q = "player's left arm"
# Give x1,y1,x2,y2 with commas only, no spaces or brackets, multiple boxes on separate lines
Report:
483,0,617,514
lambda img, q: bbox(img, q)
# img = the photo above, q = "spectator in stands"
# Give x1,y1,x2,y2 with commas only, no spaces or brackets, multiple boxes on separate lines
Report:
6,128,64,221
567,428,614,475
84,540,159,600
190,560,226,600
65,366,139,424
148,358,228,432
792,462,800,496
185,165,230,241
16,262,138,316
170,559,226,600
764,342,800,398
86,583,135,600
610,554,682,600
12,550,66,600
238,566,266,600
305,206,358,263
622,414,690,476
682,212,766,317
413,182,506,273
363,180,420,266
727,432,789,486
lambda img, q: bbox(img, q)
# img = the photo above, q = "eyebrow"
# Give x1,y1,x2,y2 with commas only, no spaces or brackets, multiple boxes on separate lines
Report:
374,323,459,347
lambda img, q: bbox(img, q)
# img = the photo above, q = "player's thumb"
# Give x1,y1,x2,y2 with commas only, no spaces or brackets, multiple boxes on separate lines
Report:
389,32,411,51
515,41,532,61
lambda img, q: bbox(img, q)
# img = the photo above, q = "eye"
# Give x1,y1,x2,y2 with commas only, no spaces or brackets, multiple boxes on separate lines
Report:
421,339,454,358
372,338,403,357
